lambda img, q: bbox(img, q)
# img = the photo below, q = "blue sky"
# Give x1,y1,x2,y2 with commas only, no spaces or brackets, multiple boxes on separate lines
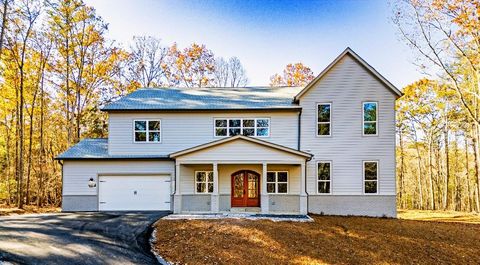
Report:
84,0,423,88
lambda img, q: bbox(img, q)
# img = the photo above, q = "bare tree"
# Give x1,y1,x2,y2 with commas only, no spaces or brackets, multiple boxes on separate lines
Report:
212,56,248,87
125,36,169,88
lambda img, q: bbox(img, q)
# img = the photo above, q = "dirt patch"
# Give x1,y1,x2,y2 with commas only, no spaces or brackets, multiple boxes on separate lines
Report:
0,205,60,216
153,213,480,265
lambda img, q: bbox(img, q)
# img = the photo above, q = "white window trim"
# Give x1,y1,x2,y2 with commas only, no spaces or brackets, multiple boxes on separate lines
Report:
266,171,289,194
363,160,379,195
194,171,214,194
362,101,378,136
316,103,332,137
317,161,332,195
213,118,271,138
133,119,162,143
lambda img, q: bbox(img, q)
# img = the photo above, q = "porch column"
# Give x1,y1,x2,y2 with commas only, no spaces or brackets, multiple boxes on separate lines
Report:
261,162,269,213
299,162,308,215
211,162,220,212
173,162,182,213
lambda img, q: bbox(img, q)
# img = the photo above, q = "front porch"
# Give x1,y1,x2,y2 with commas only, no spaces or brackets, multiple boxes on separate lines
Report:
169,136,312,215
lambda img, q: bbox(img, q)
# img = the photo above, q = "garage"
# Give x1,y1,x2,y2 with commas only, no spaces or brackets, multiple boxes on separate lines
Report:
98,175,171,211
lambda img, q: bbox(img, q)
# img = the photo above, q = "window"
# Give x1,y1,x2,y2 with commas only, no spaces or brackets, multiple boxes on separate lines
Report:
195,171,213,193
363,102,377,135
266,171,288,194
317,162,331,194
317,103,331,136
134,120,161,142
363,161,378,194
214,118,270,137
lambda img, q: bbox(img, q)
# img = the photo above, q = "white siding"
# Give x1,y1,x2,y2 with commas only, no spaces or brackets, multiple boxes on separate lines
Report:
63,160,174,195
108,111,299,156
299,55,396,196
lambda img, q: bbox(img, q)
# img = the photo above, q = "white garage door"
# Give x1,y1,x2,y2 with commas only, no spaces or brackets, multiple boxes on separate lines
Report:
98,175,171,211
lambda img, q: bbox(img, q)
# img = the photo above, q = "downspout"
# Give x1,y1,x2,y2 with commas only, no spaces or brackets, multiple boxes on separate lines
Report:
297,109,302,150
298,107,310,213
173,158,176,195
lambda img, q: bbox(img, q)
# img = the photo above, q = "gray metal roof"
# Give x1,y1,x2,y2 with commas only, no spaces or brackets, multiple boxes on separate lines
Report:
102,86,303,111
55,138,170,160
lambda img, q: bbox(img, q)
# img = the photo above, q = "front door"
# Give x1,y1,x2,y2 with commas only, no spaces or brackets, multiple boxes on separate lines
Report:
231,170,260,207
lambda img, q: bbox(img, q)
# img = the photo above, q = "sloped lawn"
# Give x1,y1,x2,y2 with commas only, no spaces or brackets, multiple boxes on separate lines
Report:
153,212,480,265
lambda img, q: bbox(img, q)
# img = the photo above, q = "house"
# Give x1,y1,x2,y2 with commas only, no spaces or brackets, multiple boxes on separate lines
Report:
56,48,402,217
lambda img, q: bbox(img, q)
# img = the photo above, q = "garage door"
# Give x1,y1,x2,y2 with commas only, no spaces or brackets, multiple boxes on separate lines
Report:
98,175,171,211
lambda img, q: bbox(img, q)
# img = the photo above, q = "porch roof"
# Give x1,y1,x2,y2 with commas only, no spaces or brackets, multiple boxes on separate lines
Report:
169,135,313,159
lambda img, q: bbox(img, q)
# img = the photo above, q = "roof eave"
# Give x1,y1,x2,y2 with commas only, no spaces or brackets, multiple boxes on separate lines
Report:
55,156,173,161
170,135,313,159
101,107,302,112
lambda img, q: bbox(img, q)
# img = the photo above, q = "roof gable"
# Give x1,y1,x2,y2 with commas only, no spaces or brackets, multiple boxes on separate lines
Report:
294,47,403,101
170,135,312,159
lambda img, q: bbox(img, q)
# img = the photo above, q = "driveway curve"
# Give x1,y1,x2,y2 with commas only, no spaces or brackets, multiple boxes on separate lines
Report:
0,211,169,265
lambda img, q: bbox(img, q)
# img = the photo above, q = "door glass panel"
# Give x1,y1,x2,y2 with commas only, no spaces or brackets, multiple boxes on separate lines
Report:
233,173,244,198
247,173,257,198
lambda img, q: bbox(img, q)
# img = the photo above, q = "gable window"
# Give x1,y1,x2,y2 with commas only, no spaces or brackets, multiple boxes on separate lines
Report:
134,120,161,142
317,162,331,194
317,103,331,136
363,161,378,194
195,171,214,193
214,118,270,137
266,171,288,194
363,102,377,135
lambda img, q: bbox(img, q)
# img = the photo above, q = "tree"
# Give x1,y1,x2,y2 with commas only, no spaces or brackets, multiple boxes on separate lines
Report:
124,36,169,88
212,56,248,87
167,43,215,87
394,0,480,212
4,0,42,208
269,63,314,87
48,0,126,143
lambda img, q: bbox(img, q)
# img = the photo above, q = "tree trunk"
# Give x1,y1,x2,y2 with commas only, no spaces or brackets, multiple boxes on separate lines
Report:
399,128,406,209
428,133,435,210
472,124,480,212
453,132,461,211
0,0,9,58
443,127,450,210
465,136,473,212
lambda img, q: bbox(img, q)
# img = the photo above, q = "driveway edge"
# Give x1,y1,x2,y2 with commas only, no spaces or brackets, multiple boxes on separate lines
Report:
149,225,171,265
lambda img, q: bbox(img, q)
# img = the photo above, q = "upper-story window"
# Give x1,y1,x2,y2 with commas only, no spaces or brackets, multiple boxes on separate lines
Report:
215,118,270,137
363,102,377,135
317,103,331,136
134,120,161,142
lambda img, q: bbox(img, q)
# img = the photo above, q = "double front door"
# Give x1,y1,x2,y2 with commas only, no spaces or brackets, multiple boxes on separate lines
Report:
231,170,260,207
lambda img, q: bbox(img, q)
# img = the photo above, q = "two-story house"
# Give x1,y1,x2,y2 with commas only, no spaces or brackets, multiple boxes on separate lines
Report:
56,48,402,217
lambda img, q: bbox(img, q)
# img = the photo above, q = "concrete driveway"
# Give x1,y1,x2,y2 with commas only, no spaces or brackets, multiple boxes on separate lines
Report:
0,211,169,265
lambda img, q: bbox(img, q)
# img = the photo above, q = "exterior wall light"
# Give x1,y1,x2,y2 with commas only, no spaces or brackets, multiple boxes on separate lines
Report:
88,178,97,188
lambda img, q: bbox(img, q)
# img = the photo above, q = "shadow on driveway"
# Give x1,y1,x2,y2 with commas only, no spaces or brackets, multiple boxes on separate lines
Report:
0,211,169,265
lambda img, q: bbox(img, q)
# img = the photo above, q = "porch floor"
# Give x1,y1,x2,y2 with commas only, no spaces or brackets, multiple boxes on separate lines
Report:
162,213,313,222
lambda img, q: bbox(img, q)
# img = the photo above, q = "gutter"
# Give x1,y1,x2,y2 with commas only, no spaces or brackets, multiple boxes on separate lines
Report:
54,157,174,161
101,107,303,113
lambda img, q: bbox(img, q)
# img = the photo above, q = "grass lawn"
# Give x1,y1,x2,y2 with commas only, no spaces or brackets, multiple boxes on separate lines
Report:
153,211,480,265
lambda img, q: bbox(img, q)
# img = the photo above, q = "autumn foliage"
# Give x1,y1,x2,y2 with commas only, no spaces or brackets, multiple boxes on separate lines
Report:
269,62,315,87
